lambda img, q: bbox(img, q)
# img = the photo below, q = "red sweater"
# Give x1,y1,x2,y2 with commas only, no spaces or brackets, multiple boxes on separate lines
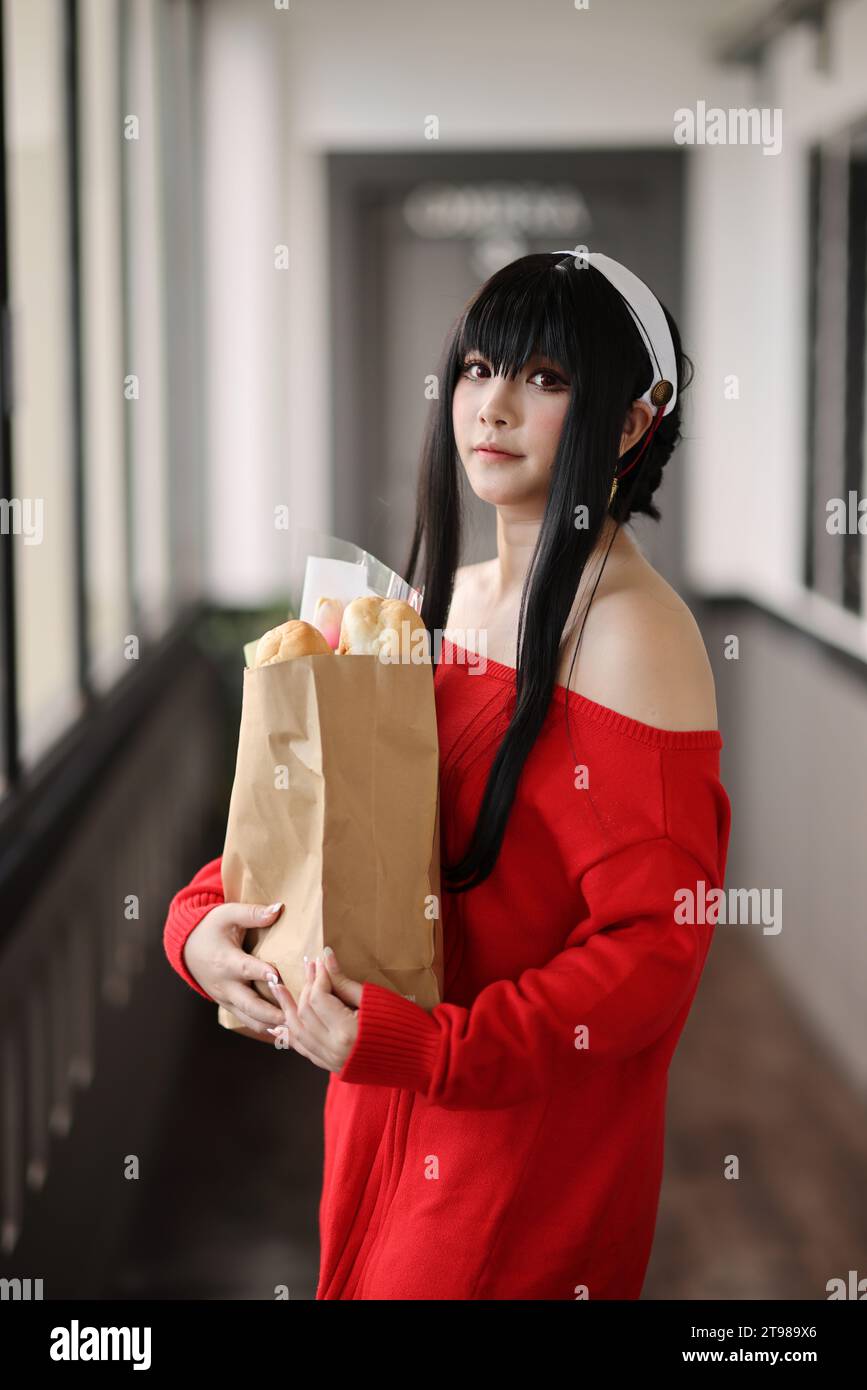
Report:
164,636,731,1299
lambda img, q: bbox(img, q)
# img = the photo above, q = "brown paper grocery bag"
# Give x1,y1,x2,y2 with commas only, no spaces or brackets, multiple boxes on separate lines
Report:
217,650,443,1036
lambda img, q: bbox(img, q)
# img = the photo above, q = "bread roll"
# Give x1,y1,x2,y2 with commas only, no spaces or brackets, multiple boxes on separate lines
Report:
337,597,427,659
312,597,344,651
253,619,332,668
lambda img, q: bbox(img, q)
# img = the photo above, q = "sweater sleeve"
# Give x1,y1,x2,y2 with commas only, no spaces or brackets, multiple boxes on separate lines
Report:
336,835,721,1109
163,855,225,1001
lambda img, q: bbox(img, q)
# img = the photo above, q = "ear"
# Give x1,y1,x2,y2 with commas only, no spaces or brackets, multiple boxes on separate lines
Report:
619,400,654,457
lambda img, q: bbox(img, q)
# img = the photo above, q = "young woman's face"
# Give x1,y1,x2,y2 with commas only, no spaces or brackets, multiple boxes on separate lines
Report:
452,348,571,507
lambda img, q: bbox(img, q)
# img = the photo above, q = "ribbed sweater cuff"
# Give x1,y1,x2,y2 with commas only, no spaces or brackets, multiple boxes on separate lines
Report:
163,891,223,1001
337,982,441,1092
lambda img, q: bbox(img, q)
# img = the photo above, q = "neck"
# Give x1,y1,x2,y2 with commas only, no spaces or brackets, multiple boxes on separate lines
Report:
492,510,635,602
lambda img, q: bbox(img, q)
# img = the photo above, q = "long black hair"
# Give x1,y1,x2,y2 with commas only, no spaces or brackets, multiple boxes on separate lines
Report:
403,251,693,892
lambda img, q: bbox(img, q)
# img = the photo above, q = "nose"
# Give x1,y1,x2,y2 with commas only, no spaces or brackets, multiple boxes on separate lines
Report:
478,375,515,427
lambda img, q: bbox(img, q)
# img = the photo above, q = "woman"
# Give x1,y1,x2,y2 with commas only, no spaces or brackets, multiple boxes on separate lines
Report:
164,250,731,1299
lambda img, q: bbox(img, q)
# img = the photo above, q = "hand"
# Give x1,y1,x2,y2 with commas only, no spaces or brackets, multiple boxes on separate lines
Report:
266,948,362,1073
183,900,289,1042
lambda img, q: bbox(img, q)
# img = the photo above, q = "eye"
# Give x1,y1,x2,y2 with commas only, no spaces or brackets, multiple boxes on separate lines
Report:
461,355,490,381
460,356,568,391
528,368,567,392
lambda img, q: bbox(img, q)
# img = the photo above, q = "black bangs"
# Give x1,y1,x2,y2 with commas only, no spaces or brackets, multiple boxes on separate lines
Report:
455,253,579,383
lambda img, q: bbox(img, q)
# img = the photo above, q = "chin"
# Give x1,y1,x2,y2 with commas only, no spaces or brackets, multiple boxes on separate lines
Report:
465,460,539,501
469,480,541,508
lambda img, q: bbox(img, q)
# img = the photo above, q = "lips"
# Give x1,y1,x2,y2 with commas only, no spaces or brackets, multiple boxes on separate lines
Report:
475,444,522,458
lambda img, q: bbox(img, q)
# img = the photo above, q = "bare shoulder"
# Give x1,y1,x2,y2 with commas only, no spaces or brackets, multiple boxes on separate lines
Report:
561,568,719,733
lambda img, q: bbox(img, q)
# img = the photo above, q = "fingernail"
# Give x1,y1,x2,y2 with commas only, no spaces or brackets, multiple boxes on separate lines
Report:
267,902,283,914
268,980,281,996
303,954,309,964
265,972,278,985
324,946,334,958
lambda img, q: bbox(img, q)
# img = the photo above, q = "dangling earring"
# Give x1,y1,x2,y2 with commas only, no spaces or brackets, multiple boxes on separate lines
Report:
608,474,618,508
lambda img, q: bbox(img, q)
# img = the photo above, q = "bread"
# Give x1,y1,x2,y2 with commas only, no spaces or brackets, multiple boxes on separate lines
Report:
252,599,426,667
337,597,427,659
312,597,344,651
253,619,333,668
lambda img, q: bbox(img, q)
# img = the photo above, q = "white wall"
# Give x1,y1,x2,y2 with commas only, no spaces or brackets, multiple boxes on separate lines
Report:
685,2,867,663
201,0,290,606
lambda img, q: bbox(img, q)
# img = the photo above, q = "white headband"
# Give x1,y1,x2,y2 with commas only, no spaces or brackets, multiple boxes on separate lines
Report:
551,249,678,417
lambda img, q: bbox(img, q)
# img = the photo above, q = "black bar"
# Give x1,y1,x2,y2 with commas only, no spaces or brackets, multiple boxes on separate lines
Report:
0,1296,861,1371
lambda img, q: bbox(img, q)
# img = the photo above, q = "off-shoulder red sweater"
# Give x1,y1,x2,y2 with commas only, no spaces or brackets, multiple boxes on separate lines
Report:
164,637,731,1300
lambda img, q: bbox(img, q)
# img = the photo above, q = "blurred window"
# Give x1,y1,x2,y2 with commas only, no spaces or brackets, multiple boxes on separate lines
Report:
3,0,81,770
0,0,204,800
805,121,867,619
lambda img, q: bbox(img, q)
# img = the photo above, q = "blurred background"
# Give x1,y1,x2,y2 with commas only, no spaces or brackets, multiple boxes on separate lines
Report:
0,0,865,1300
